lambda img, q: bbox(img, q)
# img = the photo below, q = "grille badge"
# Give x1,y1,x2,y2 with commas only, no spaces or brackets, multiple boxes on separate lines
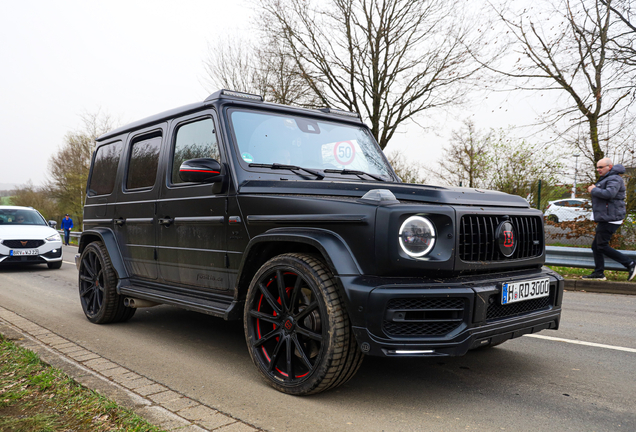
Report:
496,221,517,257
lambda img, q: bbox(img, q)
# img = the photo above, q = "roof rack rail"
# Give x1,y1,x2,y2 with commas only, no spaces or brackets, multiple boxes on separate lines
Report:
317,107,360,118
205,89,264,103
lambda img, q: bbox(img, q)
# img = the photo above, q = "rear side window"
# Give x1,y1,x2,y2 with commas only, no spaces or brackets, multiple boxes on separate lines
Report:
171,118,220,184
89,141,123,196
127,134,162,190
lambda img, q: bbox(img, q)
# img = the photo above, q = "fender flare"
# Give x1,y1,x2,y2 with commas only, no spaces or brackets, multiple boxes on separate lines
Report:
78,228,129,281
239,227,362,278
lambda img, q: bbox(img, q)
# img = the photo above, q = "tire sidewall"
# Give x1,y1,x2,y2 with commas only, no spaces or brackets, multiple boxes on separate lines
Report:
79,242,117,324
244,254,340,395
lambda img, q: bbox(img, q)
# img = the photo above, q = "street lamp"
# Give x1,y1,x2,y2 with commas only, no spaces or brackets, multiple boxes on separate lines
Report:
572,154,580,198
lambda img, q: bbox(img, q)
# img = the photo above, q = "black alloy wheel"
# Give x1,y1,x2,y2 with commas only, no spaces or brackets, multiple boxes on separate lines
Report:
244,253,363,395
79,241,135,324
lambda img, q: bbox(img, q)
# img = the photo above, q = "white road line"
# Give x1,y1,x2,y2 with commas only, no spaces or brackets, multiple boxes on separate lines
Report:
62,261,75,265
524,334,636,353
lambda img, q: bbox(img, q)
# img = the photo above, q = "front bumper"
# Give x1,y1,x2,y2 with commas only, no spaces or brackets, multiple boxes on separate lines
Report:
340,266,564,357
0,241,63,265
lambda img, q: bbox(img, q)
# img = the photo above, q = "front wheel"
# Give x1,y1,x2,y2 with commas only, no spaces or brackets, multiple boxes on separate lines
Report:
244,253,363,395
78,242,136,324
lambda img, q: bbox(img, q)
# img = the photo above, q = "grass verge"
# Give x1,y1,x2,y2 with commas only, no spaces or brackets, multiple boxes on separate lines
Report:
0,335,164,432
548,265,634,282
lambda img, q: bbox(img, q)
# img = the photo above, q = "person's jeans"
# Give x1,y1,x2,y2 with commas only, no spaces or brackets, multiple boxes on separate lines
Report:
64,229,70,245
591,222,631,273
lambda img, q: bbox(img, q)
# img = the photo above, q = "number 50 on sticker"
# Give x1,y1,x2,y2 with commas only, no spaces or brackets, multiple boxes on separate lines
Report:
333,141,356,165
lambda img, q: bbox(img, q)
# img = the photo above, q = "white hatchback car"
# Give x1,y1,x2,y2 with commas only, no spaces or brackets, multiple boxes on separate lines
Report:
544,198,592,223
0,206,63,269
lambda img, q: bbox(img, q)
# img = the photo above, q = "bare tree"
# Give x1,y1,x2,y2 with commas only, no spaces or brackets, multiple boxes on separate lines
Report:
437,120,565,203
257,0,490,149
385,150,428,184
490,0,636,172
203,36,319,106
436,120,491,188
601,0,636,66
46,111,115,226
10,181,58,221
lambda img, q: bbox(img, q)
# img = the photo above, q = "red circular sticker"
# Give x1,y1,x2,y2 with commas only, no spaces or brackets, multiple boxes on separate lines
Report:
333,141,356,165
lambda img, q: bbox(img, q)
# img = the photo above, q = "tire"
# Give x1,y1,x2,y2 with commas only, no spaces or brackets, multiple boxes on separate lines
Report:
547,214,559,223
78,241,136,324
244,253,364,395
47,261,62,269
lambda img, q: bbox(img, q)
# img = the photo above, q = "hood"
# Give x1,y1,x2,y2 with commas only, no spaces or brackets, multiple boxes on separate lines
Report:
606,164,626,177
0,225,60,241
238,180,530,208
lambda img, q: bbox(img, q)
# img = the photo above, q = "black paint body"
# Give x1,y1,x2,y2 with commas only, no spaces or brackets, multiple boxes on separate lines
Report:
79,91,564,357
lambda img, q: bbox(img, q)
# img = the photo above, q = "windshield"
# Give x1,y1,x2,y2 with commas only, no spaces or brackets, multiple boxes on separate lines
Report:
229,109,394,178
0,209,47,226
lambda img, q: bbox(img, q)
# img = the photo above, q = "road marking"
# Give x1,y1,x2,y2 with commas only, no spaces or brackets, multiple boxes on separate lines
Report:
524,334,636,353
63,261,75,265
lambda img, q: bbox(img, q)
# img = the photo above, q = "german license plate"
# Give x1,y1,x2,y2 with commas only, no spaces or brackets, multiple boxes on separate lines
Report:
501,278,550,305
10,249,38,256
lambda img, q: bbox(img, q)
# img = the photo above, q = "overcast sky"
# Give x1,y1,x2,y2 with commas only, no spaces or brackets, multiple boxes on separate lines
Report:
0,0,553,190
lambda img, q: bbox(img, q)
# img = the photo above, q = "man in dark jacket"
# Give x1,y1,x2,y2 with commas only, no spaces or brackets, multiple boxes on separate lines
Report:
584,158,636,281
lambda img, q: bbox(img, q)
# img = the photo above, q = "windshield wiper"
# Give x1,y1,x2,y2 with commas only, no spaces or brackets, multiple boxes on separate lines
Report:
323,168,386,182
249,163,324,180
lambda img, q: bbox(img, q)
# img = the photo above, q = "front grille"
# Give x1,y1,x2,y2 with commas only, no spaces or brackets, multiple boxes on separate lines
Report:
383,297,465,337
2,240,45,248
3,256,45,263
458,215,543,262
486,292,553,320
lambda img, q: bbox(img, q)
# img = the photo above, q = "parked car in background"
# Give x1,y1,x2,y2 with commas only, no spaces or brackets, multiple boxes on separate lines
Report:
0,206,63,269
544,198,591,223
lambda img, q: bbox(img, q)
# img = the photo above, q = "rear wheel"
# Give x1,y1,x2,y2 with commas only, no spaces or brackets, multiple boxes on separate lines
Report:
244,253,363,395
547,214,559,223
78,242,136,324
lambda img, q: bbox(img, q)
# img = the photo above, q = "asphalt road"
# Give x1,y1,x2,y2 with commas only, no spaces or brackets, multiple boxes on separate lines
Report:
1,245,635,432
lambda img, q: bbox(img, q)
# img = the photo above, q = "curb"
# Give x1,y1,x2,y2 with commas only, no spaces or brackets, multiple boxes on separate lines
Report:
0,306,263,432
564,279,635,295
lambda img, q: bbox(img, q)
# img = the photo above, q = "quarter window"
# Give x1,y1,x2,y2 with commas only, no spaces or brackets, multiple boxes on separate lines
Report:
171,118,220,184
127,134,162,190
89,141,123,196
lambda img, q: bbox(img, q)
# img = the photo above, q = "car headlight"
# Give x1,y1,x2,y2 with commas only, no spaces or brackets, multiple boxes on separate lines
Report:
398,216,436,257
46,233,61,242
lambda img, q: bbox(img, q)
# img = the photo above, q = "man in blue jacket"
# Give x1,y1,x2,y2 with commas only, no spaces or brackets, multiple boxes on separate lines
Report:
61,214,73,246
584,158,636,281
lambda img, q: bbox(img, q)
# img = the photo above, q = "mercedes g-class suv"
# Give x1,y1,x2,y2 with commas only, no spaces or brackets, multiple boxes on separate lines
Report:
76,89,564,395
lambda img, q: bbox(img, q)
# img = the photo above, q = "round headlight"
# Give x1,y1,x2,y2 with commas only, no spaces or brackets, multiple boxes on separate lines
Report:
398,216,436,257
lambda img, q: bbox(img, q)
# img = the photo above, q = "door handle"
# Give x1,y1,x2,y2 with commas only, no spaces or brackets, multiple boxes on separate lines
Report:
158,217,174,227
115,218,125,226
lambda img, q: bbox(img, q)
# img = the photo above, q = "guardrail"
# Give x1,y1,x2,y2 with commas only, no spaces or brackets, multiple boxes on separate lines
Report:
545,246,636,271
59,230,634,270
57,230,82,239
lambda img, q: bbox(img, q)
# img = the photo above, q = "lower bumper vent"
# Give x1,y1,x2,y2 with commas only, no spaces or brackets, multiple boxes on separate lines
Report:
383,297,466,337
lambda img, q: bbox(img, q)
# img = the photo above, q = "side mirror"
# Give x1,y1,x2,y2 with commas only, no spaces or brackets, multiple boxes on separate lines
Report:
179,158,223,183
48,220,57,228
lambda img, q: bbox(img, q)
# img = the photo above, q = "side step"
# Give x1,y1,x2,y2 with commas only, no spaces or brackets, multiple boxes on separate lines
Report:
119,284,239,320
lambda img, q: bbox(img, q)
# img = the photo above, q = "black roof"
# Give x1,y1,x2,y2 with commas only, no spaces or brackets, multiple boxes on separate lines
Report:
97,90,363,143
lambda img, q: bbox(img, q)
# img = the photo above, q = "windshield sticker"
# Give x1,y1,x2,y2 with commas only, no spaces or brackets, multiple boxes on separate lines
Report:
322,140,368,170
241,152,254,163
333,141,356,165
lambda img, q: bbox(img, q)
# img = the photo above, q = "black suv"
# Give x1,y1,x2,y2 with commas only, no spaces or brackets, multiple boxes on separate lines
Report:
76,90,564,395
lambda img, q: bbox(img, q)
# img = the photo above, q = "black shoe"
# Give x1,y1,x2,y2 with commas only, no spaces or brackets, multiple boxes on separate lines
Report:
628,262,636,282
582,272,606,281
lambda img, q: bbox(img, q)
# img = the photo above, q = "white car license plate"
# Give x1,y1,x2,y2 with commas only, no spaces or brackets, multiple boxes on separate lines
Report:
502,278,550,305
10,249,39,256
